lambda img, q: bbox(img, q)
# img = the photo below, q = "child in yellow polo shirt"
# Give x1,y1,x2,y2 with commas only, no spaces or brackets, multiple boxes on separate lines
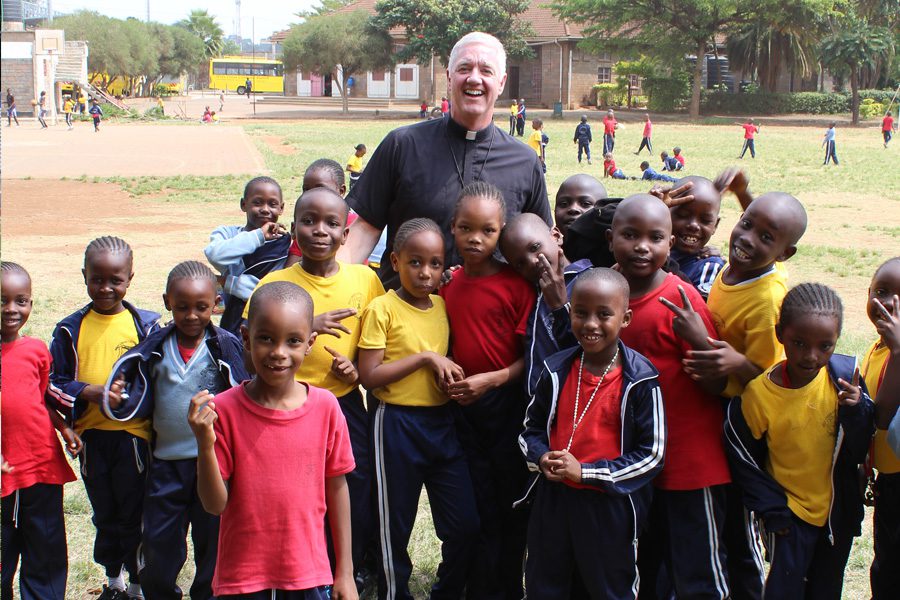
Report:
346,143,366,190
357,218,479,600
864,257,900,599
48,236,160,599
724,283,874,599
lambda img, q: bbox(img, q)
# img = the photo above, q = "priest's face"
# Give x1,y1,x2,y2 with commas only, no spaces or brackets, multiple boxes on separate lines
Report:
447,40,507,130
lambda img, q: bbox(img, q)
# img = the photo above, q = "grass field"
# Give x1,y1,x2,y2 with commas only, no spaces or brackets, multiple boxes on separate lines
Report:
2,113,899,599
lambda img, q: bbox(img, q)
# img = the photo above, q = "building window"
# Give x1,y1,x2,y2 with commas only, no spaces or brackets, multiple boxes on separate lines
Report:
629,75,640,88
371,70,385,81
399,67,414,82
599,52,610,61
597,67,611,83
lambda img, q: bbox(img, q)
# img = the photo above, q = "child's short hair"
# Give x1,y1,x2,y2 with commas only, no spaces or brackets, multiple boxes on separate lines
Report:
166,260,217,292
247,280,314,325
293,187,350,221
305,159,345,188
1,261,30,281
673,147,682,154
84,236,133,267
532,118,543,128
660,151,669,158
779,283,843,333
243,176,282,200
572,267,630,304
874,256,900,278
393,218,442,253
455,181,506,217
640,161,650,170
355,143,366,152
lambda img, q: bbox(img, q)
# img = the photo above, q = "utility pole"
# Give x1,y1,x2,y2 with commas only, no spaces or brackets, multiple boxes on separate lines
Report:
146,0,150,22
252,16,256,117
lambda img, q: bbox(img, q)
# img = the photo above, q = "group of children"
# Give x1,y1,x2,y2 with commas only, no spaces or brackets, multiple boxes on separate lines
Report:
3,151,900,600
601,146,685,181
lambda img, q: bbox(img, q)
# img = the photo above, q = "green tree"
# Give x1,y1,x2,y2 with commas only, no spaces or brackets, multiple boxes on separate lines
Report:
554,0,757,118
178,9,226,60
54,11,131,88
282,10,393,114
371,0,533,67
820,16,894,124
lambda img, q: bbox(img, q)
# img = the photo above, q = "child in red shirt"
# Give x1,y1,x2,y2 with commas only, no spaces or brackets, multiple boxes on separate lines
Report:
609,195,733,599
738,118,760,159
1,261,81,600
440,182,537,598
189,281,357,599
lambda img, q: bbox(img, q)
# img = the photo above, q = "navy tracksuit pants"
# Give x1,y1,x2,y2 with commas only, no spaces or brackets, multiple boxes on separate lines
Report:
577,140,591,163
140,457,219,600
870,471,900,599
823,140,839,165
637,137,652,154
603,133,615,154
637,485,730,600
370,399,480,600
723,483,765,600
739,139,756,158
525,480,640,600
1,483,68,600
79,429,148,581
453,384,531,600
336,388,374,574
762,514,853,600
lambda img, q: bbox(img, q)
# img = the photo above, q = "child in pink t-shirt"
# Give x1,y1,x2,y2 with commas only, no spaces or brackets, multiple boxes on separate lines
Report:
189,280,357,600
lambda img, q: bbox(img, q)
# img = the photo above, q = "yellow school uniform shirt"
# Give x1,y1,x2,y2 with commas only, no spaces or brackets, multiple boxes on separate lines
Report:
346,154,363,174
510,103,517,117
708,265,788,398
357,290,450,407
244,263,384,396
528,130,543,156
75,309,151,439
63,99,74,113
742,366,837,526
863,341,900,474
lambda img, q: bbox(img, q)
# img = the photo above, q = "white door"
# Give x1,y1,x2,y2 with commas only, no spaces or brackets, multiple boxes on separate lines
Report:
297,70,311,96
367,69,390,98
395,64,418,98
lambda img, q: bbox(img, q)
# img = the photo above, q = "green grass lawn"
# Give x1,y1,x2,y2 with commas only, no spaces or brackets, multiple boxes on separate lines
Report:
4,114,898,599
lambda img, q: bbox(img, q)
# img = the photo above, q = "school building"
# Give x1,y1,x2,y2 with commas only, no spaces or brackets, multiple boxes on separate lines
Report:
271,0,633,110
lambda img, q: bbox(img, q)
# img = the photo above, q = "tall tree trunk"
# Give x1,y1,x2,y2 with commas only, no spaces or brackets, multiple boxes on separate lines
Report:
340,74,350,115
690,40,705,118
850,67,860,125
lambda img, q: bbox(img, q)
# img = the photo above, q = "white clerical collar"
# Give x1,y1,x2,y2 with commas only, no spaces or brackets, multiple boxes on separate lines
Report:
465,130,477,141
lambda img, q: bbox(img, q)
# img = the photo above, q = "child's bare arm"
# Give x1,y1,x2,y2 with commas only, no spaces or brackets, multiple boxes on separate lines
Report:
46,404,83,456
714,168,753,211
874,296,900,429
447,358,524,405
188,391,229,515
683,339,763,389
324,346,359,386
358,348,464,391
326,475,358,600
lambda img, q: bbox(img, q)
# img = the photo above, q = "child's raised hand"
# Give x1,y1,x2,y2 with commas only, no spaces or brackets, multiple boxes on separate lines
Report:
538,249,567,310
260,221,287,241
683,338,745,379
106,375,127,410
837,367,862,406
188,390,218,448
873,295,900,353
659,285,709,349
650,180,694,207
447,372,496,406
440,265,461,288
325,346,359,385
313,308,357,338
61,427,83,457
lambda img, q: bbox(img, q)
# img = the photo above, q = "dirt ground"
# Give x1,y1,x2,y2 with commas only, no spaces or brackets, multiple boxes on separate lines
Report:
0,123,266,178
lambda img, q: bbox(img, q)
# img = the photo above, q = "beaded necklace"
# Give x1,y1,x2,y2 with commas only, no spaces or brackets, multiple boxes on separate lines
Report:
565,347,620,453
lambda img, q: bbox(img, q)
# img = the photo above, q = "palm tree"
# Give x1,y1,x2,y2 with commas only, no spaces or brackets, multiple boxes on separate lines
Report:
820,18,894,124
178,9,225,60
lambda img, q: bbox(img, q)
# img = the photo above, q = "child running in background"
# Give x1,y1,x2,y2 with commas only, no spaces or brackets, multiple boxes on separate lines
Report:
635,113,652,154
639,161,677,182
48,236,160,600
63,95,75,130
822,122,839,166
89,100,103,132
2,262,81,600
347,144,367,190
101,261,248,600
357,218,479,600
519,267,664,599
189,281,357,599
660,150,683,172
499,213,593,396
862,257,900,599
686,190,807,598
553,174,607,237
668,175,726,299
440,182,537,599
245,187,384,590
609,195,732,599
602,152,627,179
204,176,290,337
725,283,873,599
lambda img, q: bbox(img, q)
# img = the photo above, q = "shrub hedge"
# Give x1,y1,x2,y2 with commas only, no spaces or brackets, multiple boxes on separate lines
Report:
700,89,897,117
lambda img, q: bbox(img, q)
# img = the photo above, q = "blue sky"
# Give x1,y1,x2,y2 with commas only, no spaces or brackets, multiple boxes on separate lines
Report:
50,0,321,41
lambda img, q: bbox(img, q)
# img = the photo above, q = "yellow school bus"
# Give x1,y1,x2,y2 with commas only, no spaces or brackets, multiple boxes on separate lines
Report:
209,57,284,94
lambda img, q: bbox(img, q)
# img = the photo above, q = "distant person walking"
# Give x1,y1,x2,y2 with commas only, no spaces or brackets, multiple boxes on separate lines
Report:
441,96,450,115
602,109,618,154
508,100,517,135
737,118,760,158
822,121,839,165
516,98,526,136
6,88,19,126
573,114,592,164
88,99,102,132
219,90,225,112
37,91,48,128
244,78,252,97
63,95,75,130
635,113,653,154
882,111,896,148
